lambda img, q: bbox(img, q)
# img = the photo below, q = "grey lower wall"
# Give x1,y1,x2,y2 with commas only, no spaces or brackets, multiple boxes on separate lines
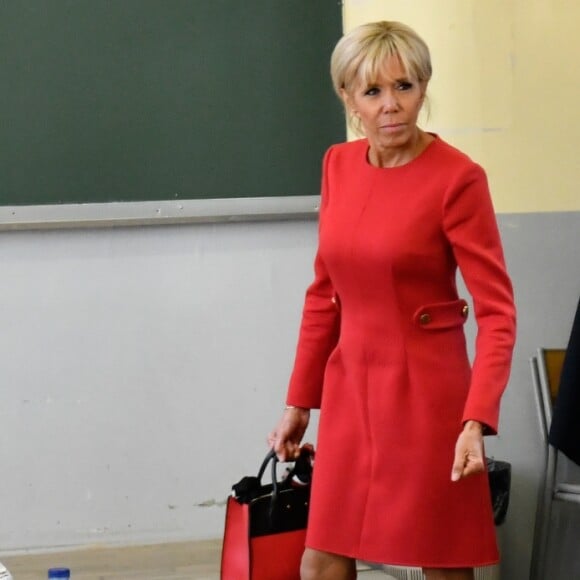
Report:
481,212,580,580
0,211,578,579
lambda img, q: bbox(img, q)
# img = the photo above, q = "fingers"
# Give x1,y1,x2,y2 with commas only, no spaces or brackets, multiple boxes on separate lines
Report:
283,443,301,461
451,450,485,481
267,429,300,461
450,453,465,482
274,438,300,461
462,455,485,477
267,408,310,461
451,423,485,482
273,443,300,462
267,429,284,458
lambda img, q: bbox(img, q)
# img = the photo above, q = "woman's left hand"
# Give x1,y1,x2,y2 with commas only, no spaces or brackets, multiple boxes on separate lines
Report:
450,420,485,481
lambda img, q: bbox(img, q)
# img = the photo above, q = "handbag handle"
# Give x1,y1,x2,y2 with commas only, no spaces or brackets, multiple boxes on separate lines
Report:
257,448,278,483
256,449,280,527
254,447,313,531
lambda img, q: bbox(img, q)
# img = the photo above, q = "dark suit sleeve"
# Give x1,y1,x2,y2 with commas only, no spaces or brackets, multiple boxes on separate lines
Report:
549,296,580,465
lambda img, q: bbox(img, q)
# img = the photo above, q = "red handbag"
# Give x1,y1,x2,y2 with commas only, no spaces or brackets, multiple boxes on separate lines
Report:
221,446,314,580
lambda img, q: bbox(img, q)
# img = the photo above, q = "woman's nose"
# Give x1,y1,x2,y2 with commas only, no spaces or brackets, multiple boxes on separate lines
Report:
381,90,399,112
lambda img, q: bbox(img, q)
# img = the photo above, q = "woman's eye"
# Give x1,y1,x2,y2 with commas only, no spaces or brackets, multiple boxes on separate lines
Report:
397,82,413,91
364,87,380,96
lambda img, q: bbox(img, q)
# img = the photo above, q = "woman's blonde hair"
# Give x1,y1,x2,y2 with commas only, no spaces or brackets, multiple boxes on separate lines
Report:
330,21,432,133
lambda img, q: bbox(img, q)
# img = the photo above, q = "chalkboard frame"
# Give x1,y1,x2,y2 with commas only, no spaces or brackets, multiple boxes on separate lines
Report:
0,1,344,228
0,196,320,230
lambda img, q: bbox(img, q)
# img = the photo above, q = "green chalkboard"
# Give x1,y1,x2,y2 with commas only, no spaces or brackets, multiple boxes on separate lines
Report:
0,1,344,206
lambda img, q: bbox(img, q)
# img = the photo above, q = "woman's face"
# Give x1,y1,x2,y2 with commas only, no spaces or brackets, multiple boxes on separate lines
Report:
344,54,427,158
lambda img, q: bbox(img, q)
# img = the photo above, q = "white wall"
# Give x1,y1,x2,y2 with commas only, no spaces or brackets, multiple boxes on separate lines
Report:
1,212,579,580
0,220,320,551
478,213,580,580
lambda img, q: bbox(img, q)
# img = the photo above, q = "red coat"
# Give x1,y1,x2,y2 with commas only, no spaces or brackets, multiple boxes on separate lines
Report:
286,137,516,567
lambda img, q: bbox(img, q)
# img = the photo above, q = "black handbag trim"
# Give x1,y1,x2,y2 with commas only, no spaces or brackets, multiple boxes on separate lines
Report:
486,457,511,526
249,486,310,537
231,448,313,537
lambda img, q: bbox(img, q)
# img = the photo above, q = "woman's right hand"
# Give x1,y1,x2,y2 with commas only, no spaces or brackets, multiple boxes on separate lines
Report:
267,407,310,461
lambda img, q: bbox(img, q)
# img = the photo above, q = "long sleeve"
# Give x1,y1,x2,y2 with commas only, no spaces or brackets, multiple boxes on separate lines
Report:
442,164,516,434
286,148,340,408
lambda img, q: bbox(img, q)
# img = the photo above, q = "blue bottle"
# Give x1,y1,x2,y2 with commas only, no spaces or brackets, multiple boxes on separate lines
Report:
48,568,70,579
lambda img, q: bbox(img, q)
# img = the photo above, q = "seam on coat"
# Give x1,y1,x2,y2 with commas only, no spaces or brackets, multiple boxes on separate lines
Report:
356,352,373,554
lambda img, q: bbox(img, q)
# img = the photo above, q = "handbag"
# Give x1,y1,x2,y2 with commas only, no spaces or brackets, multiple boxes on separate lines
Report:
486,457,511,525
221,446,314,580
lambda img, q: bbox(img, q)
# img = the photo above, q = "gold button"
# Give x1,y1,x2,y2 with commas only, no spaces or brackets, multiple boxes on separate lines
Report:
462,304,469,317
419,313,431,325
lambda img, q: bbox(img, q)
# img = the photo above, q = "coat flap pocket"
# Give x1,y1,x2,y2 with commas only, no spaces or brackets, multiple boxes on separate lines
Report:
413,299,469,330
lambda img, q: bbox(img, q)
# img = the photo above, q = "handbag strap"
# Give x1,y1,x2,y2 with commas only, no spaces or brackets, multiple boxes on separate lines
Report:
270,452,280,526
257,448,278,483
255,449,281,528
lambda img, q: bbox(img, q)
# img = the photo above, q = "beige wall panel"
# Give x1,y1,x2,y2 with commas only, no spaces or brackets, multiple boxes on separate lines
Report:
343,0,580,213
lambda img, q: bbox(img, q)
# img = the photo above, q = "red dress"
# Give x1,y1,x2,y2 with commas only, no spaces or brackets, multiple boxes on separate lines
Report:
286,136,516,567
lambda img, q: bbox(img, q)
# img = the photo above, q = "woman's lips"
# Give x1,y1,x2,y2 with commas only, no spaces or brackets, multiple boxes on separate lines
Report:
380,123,406,133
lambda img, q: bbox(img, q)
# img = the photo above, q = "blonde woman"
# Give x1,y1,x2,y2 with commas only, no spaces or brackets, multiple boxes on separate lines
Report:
269,21,516,580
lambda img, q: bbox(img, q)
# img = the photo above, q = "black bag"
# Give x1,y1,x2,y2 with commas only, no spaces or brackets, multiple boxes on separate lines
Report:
221,446,314,580
486,457,511,525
